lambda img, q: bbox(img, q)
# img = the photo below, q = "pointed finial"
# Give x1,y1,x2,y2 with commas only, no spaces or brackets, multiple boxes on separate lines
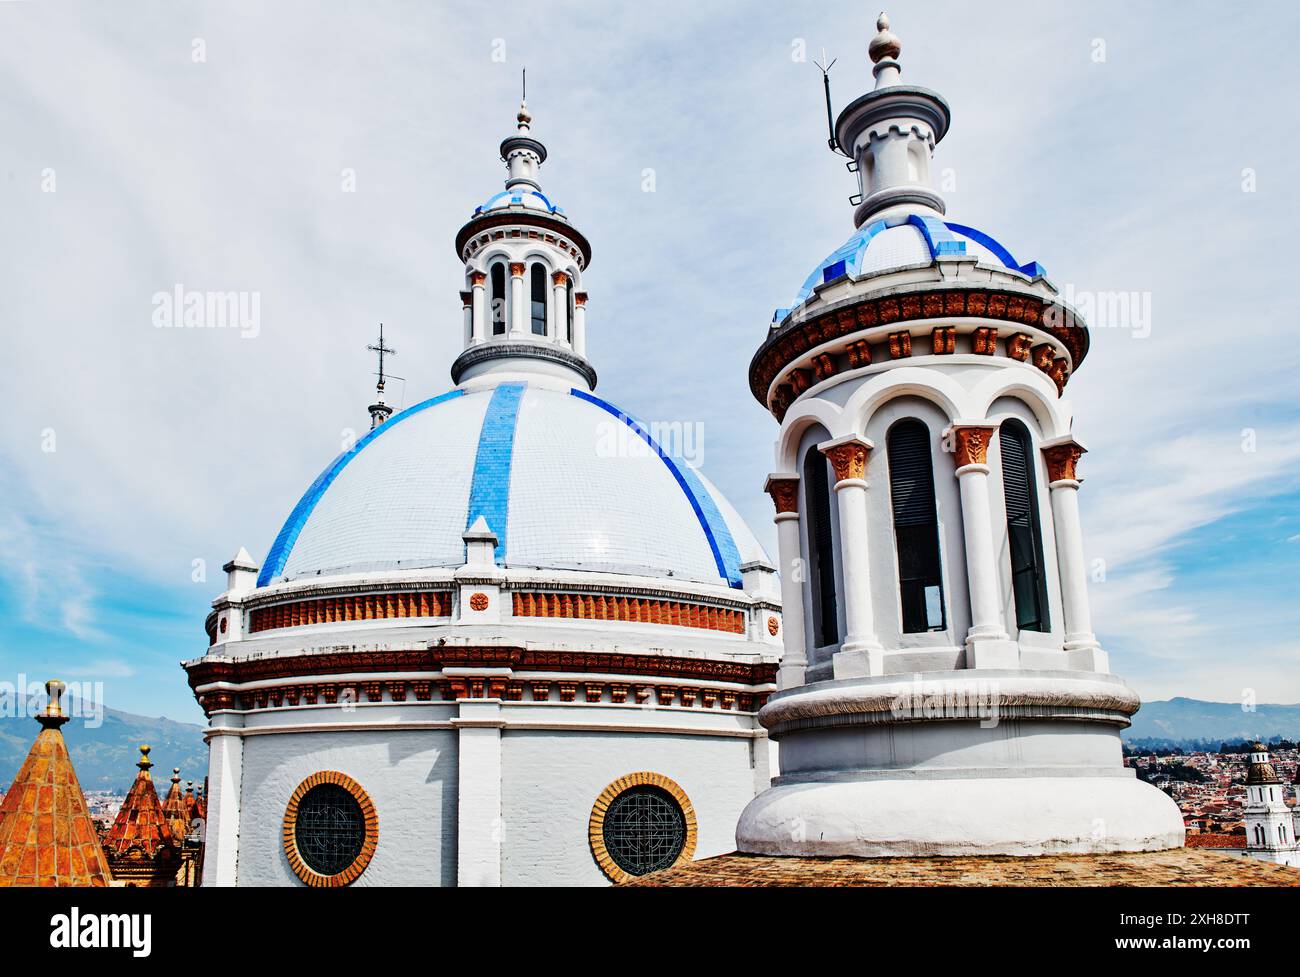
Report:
172,767,181,784
37,678,70,729
869,11,902,64
137,744,153,772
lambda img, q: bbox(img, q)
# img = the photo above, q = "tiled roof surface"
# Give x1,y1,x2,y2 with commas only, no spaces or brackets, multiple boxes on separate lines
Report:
104,748,176,858
0,722,112,887
161,770,188,841
624,849,1300,887
1185,833,1247,849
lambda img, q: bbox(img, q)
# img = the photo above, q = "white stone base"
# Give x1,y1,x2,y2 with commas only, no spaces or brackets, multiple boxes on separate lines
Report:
736,775,1185,857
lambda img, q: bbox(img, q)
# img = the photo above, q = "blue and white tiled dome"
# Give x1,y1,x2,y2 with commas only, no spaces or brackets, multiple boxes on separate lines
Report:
258,383,765,590
778,215,1046,317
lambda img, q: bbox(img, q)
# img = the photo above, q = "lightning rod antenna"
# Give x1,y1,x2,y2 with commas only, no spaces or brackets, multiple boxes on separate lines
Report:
814,50,851,158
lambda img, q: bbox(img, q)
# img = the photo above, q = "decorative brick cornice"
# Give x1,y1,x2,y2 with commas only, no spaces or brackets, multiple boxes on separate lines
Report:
188,646,777,715
247,590,452,634
511,591,745,634
750,286,1088,416
282,771,377,888
1042,441,1086,482
951,425,997,468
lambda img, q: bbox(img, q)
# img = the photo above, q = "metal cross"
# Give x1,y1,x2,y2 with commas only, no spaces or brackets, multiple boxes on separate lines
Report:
367,324,396,385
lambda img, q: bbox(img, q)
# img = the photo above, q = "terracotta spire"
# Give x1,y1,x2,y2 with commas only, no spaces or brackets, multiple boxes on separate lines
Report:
104,745,177,859
162,767,189,841
0,680,112,886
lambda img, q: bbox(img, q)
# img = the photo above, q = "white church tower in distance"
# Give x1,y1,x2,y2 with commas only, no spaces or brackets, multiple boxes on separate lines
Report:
1242,744,1299,867
738,14,1184,856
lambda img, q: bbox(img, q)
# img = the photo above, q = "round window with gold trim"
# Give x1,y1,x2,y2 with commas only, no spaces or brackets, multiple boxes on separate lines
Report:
589,772,697,883
283,771,378,887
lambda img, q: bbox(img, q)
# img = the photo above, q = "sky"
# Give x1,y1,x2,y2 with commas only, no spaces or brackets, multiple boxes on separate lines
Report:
0,0,1297,724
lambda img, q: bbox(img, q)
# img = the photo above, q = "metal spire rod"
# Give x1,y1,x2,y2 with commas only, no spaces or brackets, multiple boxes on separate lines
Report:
814,50,852,158
367,323,396,387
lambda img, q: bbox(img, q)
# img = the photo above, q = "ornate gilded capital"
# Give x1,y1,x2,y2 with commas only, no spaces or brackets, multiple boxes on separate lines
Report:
951,425,996,468
1042,441,1086,482
819,438,871,483
469,271,487,287
574,291,588,306
764,476,800,514
551,271,569,286
509,261,526,277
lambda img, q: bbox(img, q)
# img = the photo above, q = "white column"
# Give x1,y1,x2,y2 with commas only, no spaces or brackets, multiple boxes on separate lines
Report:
454,697,504,887
470,273,486,344
950,425,1016,668
551,272,569,346
765,475,806,689
1042,438,1105,670
573,292,588,357
201,712,243,887
820,436,884,678
509,262,525,338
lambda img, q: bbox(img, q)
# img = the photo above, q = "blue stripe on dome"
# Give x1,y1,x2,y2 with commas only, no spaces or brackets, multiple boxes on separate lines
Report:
257,389,466,587
944,221,1045,276
465,382,526,564
792,218,888,307
570,389,744,588
908,214,966,257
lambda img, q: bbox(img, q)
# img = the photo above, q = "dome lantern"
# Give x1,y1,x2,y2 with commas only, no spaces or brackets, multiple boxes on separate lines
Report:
453,94,596,393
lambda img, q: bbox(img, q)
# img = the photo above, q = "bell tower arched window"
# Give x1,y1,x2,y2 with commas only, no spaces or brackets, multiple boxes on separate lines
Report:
565,277,574,343
886,420,945,633
803,449,839,647
999,420,1050,632
489,262,507,336
530,263,548,336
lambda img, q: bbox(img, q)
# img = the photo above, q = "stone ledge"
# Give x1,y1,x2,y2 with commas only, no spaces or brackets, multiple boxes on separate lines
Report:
623,849,1300,887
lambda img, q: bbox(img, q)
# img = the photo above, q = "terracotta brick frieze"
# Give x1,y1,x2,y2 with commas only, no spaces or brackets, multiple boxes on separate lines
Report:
247,590,453,634
511,591,746,634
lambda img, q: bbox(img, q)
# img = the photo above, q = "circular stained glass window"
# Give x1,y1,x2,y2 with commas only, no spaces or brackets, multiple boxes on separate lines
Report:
601,785,687,877
294,783,366,877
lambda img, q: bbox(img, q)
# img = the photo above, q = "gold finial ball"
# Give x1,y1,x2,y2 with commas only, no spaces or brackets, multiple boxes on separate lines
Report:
44,679,66,715
869,10,902,63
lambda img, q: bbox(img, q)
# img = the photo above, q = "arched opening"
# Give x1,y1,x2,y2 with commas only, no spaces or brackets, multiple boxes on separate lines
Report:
530,262,548,336
565,277,574,343
1000,420,1050,632
489,262,507,336
886,419,945,633
803,448,838,647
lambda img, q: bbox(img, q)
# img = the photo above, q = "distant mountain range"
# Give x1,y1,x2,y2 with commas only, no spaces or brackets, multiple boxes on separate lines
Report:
2,694,1295,791
1124,697,1300,751
0,693,207,791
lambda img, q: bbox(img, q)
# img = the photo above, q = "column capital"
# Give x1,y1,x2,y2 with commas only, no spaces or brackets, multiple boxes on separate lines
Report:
764,473,800,514
947,424,997,468
470,271,487,287
1041,437,1088,483
551,270,569,286
818,435,874,483
574,290,588,306
459,290,472,307
509,262,526,277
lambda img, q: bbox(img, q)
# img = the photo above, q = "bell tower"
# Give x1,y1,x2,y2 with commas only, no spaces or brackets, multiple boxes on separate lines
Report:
737,13,1184,857
451,97,595,393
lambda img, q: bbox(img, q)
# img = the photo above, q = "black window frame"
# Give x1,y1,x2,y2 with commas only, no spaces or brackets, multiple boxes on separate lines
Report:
999,419,1051,633
886,419,947,633
529,262,548,336
803,447,839,647
489,262,507,336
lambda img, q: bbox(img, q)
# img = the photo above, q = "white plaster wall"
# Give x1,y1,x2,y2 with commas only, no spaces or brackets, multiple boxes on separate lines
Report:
499,730,764,886
236,729,457,887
